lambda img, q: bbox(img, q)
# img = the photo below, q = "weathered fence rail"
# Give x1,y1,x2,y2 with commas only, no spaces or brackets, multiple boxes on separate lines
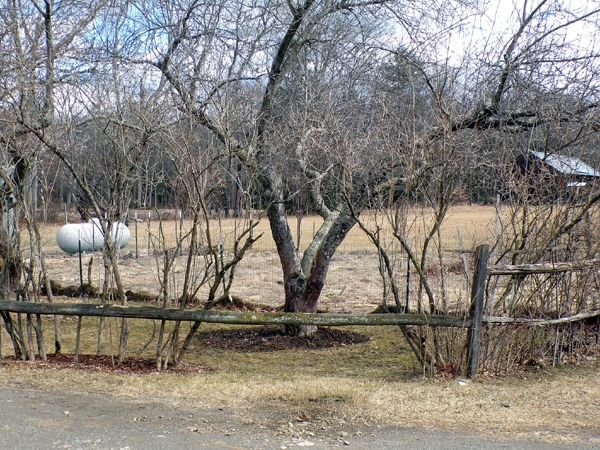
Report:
483,310,600,325
0,300,471,328
484,258,600,325
488,259,599,275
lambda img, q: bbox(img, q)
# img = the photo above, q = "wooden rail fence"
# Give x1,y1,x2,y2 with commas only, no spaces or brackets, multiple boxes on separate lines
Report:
1,244,598,378
0,301,471,328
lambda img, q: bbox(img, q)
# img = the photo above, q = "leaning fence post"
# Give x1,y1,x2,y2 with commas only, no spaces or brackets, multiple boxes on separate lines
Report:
466,244,489,379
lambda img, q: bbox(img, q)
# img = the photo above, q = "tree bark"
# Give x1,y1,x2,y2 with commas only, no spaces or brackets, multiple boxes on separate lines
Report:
266,197,357,334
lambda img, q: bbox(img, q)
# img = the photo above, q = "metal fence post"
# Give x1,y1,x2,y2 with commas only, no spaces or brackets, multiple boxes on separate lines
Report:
466,244,489,379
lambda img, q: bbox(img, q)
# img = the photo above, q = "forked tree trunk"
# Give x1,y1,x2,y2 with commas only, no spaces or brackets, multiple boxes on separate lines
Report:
267,198,357,335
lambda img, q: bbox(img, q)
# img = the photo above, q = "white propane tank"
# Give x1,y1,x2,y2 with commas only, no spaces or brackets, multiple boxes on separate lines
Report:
56,218,131,254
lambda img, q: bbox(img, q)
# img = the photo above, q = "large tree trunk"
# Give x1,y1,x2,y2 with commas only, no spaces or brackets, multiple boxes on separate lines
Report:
266,201,311,315
267,194,357,335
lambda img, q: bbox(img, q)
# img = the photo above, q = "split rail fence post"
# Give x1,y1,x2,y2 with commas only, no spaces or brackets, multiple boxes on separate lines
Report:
466,244,489,379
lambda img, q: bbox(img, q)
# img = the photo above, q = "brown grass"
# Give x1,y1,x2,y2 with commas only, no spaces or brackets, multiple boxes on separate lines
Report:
32,205,497,255
2,316,600,444
0,339,598,445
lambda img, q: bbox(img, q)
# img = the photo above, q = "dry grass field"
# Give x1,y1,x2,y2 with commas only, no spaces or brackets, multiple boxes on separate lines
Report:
25,205,497,312
35,204,496,254
2,204,600,445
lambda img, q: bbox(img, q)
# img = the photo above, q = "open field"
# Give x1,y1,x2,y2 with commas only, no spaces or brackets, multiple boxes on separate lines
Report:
28,203,598,315
25,205,498,313
34,204,497,255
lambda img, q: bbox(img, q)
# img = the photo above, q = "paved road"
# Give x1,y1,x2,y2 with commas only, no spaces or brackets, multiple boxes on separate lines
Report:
0,387,594,449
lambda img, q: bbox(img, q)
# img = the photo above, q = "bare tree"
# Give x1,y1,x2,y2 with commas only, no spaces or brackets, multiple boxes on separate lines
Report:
101,0,417,334
353,0,600,371
0,0,107,358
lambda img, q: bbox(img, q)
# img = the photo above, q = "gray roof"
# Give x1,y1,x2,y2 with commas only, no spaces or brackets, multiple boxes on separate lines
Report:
531,151,600,177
